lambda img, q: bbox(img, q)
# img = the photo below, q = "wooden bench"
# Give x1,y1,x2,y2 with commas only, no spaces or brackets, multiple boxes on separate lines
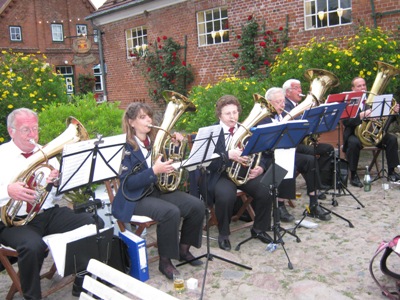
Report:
79,259,178,300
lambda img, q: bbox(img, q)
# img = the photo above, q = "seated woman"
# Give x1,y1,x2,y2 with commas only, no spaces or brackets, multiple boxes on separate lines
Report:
112,102,205,280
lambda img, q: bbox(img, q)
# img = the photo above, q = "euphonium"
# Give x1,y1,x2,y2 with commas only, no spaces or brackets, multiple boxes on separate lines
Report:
282,68,339,122
354,61,400,147
1,117,89,227
150,90,196,192
226,93,277,186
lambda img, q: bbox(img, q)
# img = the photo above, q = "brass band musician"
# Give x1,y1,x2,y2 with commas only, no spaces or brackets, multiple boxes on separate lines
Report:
112,102,204,280
343,77,400,187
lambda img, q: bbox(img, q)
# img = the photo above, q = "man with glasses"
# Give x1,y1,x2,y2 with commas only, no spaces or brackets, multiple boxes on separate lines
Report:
276,79,334,222
0,108,104,299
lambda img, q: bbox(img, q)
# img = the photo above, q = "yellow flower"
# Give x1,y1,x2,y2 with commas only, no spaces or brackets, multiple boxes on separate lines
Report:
34,67,39,72
13,92,18,96
298,65,303,69
367,71,372,76
327,62,332,67
336,65,340,69
8,104,13,109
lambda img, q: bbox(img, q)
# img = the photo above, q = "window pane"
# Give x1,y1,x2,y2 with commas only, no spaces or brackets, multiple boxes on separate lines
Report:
198,7,229,46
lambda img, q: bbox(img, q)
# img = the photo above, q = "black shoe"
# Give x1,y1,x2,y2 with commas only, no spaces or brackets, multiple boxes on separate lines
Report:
278,205,295,222
309,205,331,221
218,238,231,251
179,251,203,266
389,172,400,182
350,174,363,188
318,192,326,200
250,228,272,244
159,262,179,280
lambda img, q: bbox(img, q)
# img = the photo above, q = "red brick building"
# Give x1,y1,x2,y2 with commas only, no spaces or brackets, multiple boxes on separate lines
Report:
89,0,399,109
0,0,103,98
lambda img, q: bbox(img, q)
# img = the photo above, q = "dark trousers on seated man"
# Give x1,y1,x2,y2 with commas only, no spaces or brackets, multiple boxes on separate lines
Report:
0,206,104,300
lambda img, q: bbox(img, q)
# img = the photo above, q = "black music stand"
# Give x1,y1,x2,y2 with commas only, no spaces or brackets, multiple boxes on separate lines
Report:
323,93,365,209
57,134,126,273
295,102,358,228
174,125,251,300
236,120,309,269
368,94,394,182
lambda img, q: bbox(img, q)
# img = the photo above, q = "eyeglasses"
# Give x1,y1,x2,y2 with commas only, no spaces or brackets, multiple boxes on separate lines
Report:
14,126,40,135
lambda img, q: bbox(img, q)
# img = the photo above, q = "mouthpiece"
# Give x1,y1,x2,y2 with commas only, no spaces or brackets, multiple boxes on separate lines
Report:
299,93,306,97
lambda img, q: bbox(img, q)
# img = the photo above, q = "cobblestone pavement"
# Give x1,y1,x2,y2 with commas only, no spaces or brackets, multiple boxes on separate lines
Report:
2,149,400,300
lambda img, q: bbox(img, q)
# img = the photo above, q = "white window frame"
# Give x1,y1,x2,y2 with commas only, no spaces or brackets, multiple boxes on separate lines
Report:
9,26,22,41
51,24,64,42
76,24,88,36
304,0,352,30
93,29,99,43
197,7,229,47
93,64,103,92
126,26,148,58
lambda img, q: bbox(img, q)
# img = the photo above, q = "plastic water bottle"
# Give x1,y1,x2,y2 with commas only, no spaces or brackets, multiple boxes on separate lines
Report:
363,166,371,192
266,242,277,253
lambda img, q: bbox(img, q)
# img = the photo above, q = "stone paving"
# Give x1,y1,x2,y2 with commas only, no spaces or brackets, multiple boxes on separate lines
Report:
2,149,400,300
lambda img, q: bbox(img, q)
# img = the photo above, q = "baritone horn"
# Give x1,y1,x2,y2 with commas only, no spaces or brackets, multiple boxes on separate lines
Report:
1,117,89,227
282,68,339,122
226,93,277,186
150,90,196,192
355,61,400,147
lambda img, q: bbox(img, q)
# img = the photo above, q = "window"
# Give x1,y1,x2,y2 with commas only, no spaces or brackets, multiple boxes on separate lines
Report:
304,0,352,30
93,29,99,43
9,26,22,41
76,24,88,36
126,26,148,58
51,24,64,42
93,64,103,92
56,66,74,94
197,7,229,46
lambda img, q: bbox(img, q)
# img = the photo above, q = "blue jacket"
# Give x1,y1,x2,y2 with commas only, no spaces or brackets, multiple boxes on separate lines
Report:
112,143,157,222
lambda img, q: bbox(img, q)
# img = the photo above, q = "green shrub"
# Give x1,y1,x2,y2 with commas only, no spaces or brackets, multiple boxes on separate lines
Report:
38,94,123,145
0,50,67,142
175,76,271,133
270,26,400,95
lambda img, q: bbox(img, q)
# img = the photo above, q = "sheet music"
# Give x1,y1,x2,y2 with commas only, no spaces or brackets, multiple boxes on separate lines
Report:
275,148,295,179
370,94,393,118
58,134,126,193
43,225,113,276
172,125,221,171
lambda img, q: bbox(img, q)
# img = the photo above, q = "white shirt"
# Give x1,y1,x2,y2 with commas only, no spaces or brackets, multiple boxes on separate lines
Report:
0,140,61,213
220,122,237,149
134,136,151,168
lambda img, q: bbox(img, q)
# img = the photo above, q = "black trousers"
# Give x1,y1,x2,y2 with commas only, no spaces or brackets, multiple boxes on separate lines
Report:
132,189,204,260
345,133,399,172
213,173,272,236
0,206,103,300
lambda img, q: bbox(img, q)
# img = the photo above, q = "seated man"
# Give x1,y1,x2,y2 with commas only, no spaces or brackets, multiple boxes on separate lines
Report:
343,77,400,187
199,95,273,251
0,108,105,299
259,87,331,221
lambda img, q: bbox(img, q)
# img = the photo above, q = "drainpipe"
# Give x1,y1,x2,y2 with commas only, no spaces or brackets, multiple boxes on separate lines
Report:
91,20,107,102
370,0,400,28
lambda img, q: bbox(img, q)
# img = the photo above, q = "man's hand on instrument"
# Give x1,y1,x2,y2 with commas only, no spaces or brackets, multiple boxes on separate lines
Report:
7,182,37,204
229,148,247,164
248,166,263,180
46,169,60,186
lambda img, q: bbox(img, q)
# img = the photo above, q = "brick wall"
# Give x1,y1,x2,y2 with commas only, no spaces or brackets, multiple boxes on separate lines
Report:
96,0,400,108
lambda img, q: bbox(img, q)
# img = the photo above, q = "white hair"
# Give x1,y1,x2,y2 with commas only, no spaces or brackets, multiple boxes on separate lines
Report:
282,79,301,94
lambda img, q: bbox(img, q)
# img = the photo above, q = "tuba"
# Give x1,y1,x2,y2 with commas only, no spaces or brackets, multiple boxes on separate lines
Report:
282,69,339,122
1,117,89,227
150,90,196,192
355,61,400,147
226,93,277,186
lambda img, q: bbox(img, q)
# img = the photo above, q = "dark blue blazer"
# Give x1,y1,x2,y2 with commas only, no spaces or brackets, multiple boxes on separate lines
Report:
112,143,157,222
